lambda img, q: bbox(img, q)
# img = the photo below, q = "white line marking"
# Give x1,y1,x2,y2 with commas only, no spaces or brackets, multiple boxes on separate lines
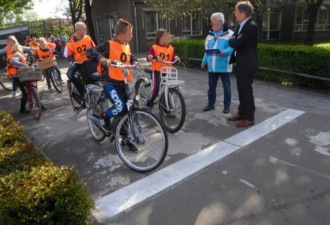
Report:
225,109,305,147
93,109,305,222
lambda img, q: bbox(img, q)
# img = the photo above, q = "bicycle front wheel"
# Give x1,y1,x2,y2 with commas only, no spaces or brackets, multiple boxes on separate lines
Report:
50,68,62,93
159,88,186,133
29,86,42,120
115,109,168,172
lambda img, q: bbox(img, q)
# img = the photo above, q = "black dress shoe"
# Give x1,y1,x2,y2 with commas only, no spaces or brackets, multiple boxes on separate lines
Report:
203,105,215,112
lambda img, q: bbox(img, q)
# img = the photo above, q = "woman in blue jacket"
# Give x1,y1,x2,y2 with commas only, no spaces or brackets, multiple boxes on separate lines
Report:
201,12,234,114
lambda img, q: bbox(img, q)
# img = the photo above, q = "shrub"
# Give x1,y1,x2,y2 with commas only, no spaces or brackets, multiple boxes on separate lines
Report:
170,39,330,89
170,39,204,67
0,111,93,225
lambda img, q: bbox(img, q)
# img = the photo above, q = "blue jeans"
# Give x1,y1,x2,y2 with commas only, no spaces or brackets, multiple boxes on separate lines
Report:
207,72,231,107
103,82,126,118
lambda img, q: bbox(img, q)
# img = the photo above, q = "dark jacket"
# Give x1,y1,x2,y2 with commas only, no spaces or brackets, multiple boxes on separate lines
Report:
229,18,259,72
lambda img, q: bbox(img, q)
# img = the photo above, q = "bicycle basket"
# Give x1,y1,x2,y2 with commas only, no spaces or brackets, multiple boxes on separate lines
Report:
38,58,57,70
18,67,42,82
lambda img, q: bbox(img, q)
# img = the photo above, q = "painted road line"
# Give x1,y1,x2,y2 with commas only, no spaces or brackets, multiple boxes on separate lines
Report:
94,109,305,223
225,109,305,147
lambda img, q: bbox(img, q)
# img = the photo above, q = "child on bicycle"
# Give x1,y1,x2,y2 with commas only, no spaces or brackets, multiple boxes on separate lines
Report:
66,22,97,102
0,35,35,97
7,44,30,114
37,38,63,91
146,29,177,109
89,18,138,130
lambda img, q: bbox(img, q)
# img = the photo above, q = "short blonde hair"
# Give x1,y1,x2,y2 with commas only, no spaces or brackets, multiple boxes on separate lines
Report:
12,44,23,53
8,35,18,44
75,21,86,31
38,37,46,44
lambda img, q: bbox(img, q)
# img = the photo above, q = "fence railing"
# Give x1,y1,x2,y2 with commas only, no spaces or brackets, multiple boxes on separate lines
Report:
181,57,330,82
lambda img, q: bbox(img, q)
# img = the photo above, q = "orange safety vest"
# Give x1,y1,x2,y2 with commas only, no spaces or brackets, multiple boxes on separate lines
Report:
7,52,27,77
71,35,95,62
47,42,56,51
151,44,174,72
37,48,54,60
108,40,132,82
6,46,13,56
29,42,40,55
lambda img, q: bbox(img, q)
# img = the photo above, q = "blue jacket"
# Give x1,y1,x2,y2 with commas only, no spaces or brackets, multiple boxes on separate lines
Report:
202,29,234,73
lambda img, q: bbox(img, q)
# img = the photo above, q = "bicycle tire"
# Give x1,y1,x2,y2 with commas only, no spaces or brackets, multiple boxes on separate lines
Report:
29,86,42,120
159,88,186,133
86,108,106,142
0,70,13,91
115,108,168,172
134,78,151,107
49,68,62,93
67,80,82,112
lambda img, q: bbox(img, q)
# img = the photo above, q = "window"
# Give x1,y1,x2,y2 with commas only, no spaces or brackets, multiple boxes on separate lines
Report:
295,3,330,31
262,11,281,31
144,10,168,39
95,18,104,43
182,12,202,36
108,16,117,39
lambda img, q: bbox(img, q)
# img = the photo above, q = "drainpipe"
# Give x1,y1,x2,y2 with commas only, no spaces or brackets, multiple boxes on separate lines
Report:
132,1,139,52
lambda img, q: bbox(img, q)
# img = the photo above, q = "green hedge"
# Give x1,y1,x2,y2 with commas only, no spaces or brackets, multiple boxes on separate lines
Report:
0,111,93,225
257,43,330,88
170,39,330,89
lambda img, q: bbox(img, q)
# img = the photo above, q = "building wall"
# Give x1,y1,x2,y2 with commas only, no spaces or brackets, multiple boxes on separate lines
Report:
91,0,330,53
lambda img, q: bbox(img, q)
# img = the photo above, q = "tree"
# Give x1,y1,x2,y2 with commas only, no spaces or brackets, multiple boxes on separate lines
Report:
68,0,83,26
0,0,33,26
84,0,96,44
280,0,298,41
145,0,231,20
66,0,96,43
304,0,324,45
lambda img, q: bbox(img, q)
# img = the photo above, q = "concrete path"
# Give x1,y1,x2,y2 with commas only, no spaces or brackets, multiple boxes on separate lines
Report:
0,57,329,225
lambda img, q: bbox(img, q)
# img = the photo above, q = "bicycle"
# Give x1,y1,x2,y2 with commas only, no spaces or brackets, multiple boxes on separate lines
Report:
17,67,43,120
135,56,186,133
67,62,89,112
86,61,168,172
0,67,13,91
38,57,62,93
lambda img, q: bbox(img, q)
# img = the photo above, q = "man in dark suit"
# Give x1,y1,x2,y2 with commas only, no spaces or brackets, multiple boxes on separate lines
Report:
228,1,258,127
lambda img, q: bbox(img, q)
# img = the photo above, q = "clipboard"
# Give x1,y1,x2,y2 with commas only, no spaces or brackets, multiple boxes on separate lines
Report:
205,49,220,55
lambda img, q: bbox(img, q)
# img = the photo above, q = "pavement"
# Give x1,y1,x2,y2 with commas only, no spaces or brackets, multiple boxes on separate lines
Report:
0,55,330,225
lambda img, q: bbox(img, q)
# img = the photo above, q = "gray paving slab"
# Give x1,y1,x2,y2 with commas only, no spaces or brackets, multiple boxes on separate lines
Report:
0,56,329,225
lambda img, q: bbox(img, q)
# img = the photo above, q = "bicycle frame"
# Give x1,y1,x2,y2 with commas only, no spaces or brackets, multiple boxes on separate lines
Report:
109,63,143,144
156,57,184,111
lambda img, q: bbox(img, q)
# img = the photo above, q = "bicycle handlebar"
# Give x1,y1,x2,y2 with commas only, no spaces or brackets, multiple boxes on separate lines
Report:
152,56,181,65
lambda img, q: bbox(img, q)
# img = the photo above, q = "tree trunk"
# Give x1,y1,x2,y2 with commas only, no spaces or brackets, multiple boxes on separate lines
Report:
304,0,324,45
280,0,297,41
69,0,83,28
84,0,97,44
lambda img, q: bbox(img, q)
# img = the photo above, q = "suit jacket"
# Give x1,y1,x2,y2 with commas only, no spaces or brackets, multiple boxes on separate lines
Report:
229,18,259,72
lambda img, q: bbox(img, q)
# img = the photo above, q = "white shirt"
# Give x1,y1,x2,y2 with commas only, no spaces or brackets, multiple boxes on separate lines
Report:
238,17,251,34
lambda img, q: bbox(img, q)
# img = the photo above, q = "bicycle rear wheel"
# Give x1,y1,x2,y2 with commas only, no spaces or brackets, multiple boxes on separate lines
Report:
67,80,82,112
86,109,106,142
115,109,168,172
159,88,186,133
49,68,62,93
29,86,42,120
134,78,151,107
0,69,13,91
